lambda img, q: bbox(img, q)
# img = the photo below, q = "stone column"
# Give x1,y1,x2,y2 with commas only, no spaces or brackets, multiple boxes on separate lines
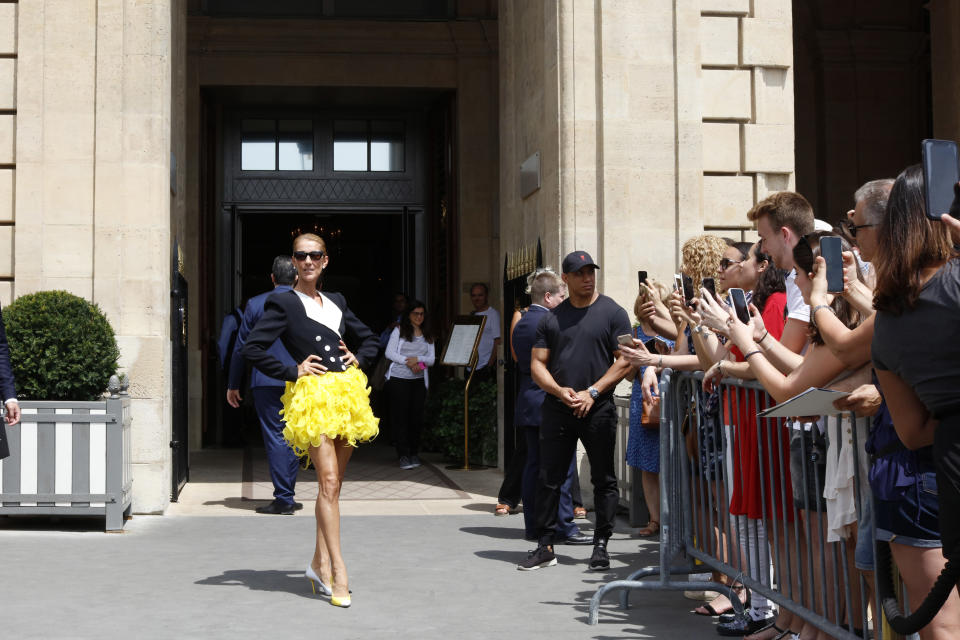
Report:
15,0,174,514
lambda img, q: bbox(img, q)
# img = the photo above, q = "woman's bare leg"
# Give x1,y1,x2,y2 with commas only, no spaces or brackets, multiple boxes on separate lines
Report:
890,542,960,640
309,437,354,597
641,470,660,525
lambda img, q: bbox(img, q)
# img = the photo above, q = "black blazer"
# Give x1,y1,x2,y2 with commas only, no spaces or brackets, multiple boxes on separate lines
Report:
241,289,379,382
0,302,16,401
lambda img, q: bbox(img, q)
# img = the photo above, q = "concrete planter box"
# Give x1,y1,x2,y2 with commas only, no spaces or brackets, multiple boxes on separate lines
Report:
0,396,133,531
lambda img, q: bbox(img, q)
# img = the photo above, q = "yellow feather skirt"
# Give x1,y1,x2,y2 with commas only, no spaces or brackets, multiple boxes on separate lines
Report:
279,366,379,457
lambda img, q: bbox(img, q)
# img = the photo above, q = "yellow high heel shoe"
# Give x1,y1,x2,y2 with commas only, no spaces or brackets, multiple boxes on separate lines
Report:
304,564,332,597
330,584,351,608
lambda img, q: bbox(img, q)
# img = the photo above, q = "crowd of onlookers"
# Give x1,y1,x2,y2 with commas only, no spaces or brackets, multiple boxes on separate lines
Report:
606,167,960,640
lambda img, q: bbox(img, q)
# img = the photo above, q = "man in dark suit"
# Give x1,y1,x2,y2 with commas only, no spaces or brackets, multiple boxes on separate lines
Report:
514,269,591,546
227,257,302,515
0,301,20,432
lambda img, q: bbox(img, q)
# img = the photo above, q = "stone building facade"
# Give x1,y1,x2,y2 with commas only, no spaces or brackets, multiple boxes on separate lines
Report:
1,0,956,513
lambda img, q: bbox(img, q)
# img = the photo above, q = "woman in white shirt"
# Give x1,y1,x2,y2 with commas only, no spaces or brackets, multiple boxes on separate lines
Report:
385,300,436,469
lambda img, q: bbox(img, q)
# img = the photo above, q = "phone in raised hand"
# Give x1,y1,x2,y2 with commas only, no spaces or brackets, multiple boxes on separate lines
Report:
922,139,960,220
728,287,750,324
820,236,844,293
638,270,648,290
681,274,695,306
702,277,717,300
617,333,635,347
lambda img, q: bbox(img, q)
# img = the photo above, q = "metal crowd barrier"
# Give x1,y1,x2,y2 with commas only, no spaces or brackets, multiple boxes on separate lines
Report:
589,370,886,640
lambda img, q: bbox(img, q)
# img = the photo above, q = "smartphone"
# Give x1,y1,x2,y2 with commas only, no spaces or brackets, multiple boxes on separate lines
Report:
637,270,648,290
673,273,683,295
681,274,695,305
617,333,635,347
820,236,844,293
729,287,750,324
922,139,960,220
702,277,716,300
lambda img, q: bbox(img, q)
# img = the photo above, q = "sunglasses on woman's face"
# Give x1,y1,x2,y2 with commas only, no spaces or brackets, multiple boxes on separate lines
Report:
792,235,815,274
840,218,875,238
719,258,742,271
293,250,325,262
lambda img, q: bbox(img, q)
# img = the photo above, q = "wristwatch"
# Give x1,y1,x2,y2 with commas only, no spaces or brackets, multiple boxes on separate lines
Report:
588,386,599,399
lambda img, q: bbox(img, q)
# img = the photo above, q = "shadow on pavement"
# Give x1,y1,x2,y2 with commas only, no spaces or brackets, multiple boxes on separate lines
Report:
202,497,266,511
459,525,527,540
458,502,505,513
195,569,317,599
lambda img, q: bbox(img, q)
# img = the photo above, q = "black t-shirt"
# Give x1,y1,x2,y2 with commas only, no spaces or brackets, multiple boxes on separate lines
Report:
534,294,631,410
873,258,960,418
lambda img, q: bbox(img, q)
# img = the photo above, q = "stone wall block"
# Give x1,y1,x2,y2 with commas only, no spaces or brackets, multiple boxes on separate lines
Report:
741,19,792,68
0,4,16,55
700,0,750,15
0,225,11,277
130,462,169,514
42,163,94,225
703,175,755,227
702,70,752,120
743,124,794,173
755,172,794,200
0,281,12,307
41,224,93,278
752,0,792,21
0,168,13,222
700,16,739,66
0,115,15,163
753,67,792,124
0,59,15,110
702,122,741,172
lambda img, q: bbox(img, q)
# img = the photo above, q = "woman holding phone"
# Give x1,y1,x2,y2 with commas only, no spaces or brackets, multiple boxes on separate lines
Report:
871,165,960,639
242,233,380,609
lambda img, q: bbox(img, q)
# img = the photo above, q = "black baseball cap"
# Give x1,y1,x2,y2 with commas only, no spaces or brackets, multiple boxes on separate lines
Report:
562,250,600,273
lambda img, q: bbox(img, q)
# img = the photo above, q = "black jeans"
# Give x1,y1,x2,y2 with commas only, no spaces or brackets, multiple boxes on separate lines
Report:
497,428,527,507
387,377,426,458
536,399,619,544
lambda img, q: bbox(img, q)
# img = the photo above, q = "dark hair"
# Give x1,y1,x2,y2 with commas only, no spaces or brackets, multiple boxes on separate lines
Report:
750,244,787,314
730,241,752,261
747,191,815,237
801,233,862,345
470,282,488,295
874,164,958,315
398,300,434,343
271,255,297,285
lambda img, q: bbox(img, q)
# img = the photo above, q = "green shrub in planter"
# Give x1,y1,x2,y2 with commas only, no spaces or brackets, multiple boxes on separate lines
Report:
422,376,498,466
4,290,120,401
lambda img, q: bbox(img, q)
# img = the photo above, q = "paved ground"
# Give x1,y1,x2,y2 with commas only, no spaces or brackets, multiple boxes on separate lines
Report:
0,443,722,639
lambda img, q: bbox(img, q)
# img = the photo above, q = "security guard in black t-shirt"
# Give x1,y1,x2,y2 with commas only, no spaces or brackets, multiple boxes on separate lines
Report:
517,250,632,572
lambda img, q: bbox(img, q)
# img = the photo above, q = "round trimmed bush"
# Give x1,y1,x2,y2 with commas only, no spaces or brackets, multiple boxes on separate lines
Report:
4,290,120,401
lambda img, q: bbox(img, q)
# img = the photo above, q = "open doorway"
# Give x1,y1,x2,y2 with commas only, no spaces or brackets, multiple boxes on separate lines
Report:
236,211,414,330
218,208,428,447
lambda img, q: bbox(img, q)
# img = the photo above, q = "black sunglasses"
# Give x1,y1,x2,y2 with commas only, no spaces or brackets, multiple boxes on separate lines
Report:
293,250,325,262
840,219,875,238
792,234,815,274
719,257,742,271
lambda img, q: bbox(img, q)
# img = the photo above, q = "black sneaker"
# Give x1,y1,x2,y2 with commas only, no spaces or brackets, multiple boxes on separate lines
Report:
588,541,610,571
517,544,557,571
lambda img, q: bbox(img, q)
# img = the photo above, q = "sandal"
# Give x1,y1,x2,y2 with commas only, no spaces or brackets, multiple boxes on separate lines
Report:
636,520,659,537
573,506,587,519
691,586,747,616
494,503,514,516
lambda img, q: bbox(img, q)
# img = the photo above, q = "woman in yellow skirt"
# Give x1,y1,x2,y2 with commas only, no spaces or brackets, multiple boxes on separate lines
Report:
242,233,379,608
